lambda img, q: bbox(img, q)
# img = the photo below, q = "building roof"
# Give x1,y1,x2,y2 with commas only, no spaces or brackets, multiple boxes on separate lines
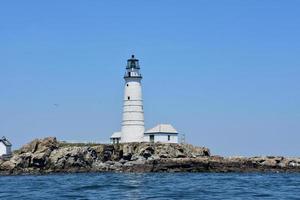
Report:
145,124,178,134
110,132,121,139
0,136,12,146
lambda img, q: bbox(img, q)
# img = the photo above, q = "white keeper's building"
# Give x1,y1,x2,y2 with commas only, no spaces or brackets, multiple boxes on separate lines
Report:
144,124,179,143
111,55,179,144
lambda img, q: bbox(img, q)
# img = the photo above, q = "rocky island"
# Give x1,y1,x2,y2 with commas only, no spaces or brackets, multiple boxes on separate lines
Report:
1,137,300,175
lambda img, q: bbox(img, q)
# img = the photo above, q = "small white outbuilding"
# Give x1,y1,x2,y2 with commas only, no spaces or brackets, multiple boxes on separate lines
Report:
110,132,121,144
144,124,179,143
0,136,12,157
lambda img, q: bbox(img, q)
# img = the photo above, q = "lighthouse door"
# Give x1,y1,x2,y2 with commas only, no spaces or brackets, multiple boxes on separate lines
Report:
150,135,154,143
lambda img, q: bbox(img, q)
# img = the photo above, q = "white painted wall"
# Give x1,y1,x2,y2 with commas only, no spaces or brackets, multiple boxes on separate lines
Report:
0,143,6,156
121,78,145,142
144,134,178,143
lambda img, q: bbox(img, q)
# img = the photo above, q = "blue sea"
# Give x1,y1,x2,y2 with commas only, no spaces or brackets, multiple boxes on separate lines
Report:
0,173,300,199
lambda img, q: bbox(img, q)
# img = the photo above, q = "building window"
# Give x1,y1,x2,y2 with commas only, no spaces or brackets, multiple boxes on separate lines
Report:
128,96,130,100
168,135,170,141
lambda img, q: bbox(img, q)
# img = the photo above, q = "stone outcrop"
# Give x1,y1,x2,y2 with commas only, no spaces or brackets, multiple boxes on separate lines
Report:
0,137,299,175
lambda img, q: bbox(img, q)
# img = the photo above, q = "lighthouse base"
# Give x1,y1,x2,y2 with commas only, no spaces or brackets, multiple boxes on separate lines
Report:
120,126,145,143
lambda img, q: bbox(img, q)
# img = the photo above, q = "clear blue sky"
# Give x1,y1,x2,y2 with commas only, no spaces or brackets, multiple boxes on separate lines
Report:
1,1,299,156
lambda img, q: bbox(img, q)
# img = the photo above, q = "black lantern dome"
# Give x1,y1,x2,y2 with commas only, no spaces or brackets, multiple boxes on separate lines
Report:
124,55,142,79
126,55,140,69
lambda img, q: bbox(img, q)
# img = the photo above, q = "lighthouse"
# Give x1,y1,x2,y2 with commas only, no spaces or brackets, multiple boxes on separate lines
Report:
110,55,179,144
120,55,145,143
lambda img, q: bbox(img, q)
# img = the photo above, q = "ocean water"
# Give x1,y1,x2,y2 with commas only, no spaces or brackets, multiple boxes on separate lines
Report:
0,173,300,199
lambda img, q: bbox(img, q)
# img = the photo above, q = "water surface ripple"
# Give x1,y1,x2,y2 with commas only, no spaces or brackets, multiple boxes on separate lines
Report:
0,173,300,199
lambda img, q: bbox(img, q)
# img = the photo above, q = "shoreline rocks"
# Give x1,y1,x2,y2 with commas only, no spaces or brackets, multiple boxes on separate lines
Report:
0,137,299,175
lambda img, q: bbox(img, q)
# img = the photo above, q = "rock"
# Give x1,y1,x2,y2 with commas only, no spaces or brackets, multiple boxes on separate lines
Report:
160,154,169,158
92,161,109,171
0,159,4,166
49,146,96,170
122,153,132,161
142,150,152,159
288,158,300,167
262,159,277,167
103,145,114,161
147,155,160,161
105,161,115,165
0,161,15,171
37,137,58,152
118,159,127,164
12,153,32,168
113,162,123,168
19,139,39,154
131,155,146,161
19,137,58,154
31,152,49,167
91,145,104,156
1,137,300,175
143,146,155,154
124,160,145,167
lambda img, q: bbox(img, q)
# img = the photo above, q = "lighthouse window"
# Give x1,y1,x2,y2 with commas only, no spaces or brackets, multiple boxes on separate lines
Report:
128,96,130,100
127,84,129,87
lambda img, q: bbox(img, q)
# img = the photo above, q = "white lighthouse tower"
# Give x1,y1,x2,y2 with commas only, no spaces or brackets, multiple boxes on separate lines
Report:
110,55,180,144
120,55,145,143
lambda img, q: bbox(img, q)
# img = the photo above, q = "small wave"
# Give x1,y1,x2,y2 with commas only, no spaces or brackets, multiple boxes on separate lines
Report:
73,184,109,191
